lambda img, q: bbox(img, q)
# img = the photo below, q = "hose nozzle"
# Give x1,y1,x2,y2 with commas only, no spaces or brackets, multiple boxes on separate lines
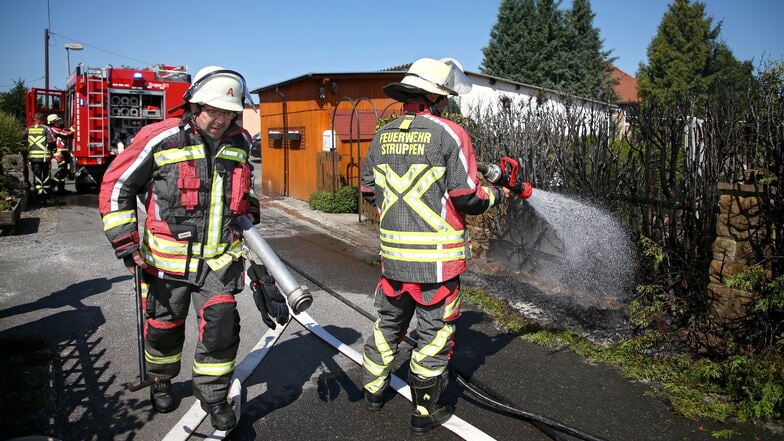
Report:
479,158,533,200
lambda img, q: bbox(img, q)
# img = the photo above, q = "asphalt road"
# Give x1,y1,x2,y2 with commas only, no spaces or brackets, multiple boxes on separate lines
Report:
0,181,778,441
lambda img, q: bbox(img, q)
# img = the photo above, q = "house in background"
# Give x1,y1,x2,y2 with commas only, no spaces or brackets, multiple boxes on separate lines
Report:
610,66,640,105
251,65,636,203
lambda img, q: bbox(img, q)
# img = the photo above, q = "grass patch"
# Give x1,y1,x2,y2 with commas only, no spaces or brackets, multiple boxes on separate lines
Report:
461,285,783,435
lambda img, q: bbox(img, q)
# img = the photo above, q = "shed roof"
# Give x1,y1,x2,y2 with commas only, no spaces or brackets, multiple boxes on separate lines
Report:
250,71,405,94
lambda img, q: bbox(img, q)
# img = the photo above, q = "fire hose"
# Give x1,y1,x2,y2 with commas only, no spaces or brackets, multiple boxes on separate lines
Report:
237,215,312,314
274,254,611,441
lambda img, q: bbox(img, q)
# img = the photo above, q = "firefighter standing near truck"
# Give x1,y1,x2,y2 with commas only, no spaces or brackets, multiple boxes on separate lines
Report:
23,112,53,196
98,66,284,431
360,57,510,435
47,114,74,194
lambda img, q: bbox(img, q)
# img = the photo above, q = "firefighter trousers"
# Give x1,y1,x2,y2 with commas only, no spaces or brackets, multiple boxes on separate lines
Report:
141,265,242,404
29,159,51,196
361,279,462,395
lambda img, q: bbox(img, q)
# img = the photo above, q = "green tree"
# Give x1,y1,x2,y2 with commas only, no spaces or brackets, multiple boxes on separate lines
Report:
0,79,28,123
481,0,614,99
480,0,568,91
637,0,750,108
562,0,617,100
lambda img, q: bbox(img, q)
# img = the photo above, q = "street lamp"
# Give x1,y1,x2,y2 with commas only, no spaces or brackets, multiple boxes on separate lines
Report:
64,43,83,74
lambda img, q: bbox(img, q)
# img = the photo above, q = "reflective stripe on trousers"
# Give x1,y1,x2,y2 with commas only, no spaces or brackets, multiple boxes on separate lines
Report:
361,281,461,393
142,263,242,404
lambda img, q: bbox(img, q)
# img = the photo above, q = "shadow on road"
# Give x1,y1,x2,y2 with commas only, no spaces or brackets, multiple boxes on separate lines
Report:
0,276,149,440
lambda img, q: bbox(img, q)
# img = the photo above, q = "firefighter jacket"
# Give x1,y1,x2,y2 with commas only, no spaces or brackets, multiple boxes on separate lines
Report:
360,103,504,284
24,123,53,161
49,125,73,153
99,117,260,284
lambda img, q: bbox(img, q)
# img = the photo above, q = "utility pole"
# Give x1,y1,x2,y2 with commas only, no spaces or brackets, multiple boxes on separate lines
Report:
44,28,50,91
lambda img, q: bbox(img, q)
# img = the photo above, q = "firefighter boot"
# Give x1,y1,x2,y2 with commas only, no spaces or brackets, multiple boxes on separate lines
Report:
201,399,236,431
364,376,389,411
150,379,177,413
409,374,454,436
364,389,385,411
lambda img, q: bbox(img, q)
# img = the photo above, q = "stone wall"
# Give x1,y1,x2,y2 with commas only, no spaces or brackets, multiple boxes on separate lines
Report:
707,182,774,322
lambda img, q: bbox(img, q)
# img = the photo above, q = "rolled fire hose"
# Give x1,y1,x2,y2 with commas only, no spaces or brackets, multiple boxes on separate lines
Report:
237,215,313,314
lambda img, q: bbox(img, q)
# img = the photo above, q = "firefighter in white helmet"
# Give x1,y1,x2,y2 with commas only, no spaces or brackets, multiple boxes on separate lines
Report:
360,57,510,435
99,66,285,431
46,113,74,194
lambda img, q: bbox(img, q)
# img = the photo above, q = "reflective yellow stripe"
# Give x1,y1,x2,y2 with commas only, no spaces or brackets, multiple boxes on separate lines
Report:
146,233,189,256
402,167,450,233
216,146,247,162
364,374,389,394
205,240,243,272
373,163,454,234
206,173,224,249
193,359,235,376
102,210,137,231
141,246,188,274
380,244,466,262
444,294,461,319
409,323,454,378
379,228,464,245
140,280,149,301
409,362,445,378
153,144,205,166
362,353,387,378
28,147,50,158
145,350,182,365
200,243,227,258
412,323,454,362
372,318,395,365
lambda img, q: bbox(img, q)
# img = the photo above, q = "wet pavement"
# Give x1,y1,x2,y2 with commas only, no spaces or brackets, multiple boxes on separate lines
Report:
0,184,780,441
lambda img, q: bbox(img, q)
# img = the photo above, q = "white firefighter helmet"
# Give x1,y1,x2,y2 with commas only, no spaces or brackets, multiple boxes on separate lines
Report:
383,57,472,102
185,66,252,112
46,114,62,124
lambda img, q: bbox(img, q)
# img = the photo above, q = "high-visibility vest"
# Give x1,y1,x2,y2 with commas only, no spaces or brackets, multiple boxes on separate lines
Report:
26,124,51,160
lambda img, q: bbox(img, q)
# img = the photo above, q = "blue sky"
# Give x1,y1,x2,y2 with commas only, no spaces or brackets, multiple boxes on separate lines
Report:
2,0,782,93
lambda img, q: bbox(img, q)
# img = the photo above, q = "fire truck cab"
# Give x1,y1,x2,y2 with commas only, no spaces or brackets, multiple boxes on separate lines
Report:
25,64,191,192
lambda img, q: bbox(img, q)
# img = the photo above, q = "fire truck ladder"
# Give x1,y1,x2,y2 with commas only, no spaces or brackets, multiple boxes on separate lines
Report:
85,66,108,158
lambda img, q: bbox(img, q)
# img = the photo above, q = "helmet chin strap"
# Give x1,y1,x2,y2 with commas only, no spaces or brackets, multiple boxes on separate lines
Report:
426,95,445,116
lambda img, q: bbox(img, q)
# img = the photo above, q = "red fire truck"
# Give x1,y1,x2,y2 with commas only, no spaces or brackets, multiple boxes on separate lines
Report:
25,64,191,192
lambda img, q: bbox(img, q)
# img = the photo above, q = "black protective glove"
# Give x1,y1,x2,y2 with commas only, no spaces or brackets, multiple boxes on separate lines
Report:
247,262,289,329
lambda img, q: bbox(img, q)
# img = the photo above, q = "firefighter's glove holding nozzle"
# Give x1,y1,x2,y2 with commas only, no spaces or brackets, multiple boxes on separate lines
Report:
247,262,289,329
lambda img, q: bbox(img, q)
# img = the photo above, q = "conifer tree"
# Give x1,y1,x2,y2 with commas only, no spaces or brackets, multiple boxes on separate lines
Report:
638,0,715,105
563,0,616,100
480,0,614,100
